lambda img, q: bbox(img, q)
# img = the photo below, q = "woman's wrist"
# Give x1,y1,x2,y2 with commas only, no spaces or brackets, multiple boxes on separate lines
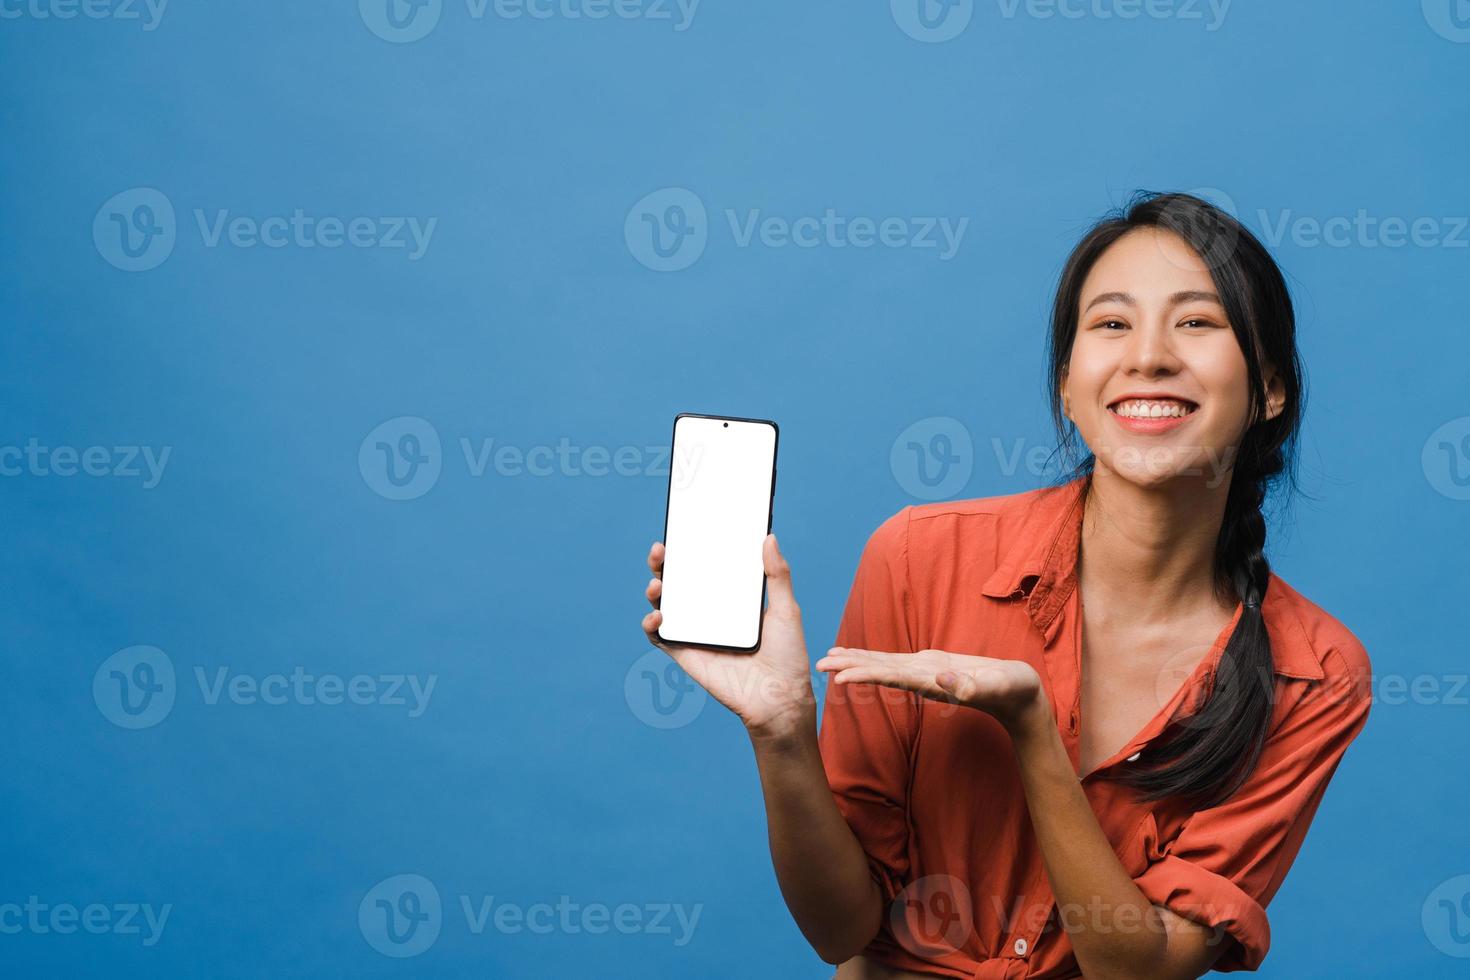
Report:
1003,689,1058,746
746,704,818,751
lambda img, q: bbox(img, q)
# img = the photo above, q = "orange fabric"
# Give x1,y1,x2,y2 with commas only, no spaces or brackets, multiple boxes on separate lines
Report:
818,476,1372,978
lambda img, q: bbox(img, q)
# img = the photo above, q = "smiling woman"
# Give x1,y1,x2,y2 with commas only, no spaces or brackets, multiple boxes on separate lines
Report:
1047,194,1306,809
639,192,1372,980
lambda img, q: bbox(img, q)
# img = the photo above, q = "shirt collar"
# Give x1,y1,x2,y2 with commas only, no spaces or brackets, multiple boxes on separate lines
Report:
980,475,1325,681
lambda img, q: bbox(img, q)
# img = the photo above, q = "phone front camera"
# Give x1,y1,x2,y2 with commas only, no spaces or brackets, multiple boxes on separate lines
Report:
723,422,728,427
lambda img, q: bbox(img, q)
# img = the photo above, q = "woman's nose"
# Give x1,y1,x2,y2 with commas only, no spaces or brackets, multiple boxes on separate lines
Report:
1121,321,1182,376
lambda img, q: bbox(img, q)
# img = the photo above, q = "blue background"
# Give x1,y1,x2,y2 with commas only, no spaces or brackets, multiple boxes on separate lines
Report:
3,0,1468,976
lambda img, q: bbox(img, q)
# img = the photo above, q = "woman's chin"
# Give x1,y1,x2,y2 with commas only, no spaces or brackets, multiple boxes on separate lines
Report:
1094,450,1220,491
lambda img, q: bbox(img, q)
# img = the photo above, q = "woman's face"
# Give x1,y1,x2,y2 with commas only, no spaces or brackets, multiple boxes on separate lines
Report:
1061,227,1284,490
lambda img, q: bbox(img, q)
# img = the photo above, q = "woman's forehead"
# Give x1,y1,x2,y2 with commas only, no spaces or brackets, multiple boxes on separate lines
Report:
1081,227,1220,301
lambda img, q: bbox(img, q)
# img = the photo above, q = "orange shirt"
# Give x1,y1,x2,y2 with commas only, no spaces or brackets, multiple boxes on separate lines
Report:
819,476,1372,978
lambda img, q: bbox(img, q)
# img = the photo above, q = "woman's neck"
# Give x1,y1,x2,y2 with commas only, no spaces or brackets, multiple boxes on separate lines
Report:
1077,466,1233,622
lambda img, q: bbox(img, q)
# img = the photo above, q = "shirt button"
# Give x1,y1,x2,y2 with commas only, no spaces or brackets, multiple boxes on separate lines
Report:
1013,938,1028,956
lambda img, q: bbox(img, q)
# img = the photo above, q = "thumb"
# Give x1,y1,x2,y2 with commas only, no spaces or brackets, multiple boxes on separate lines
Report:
763,533,799,616
935,670,974,703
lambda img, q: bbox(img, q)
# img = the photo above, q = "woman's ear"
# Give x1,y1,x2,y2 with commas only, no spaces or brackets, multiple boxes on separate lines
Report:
1262,363,1287,422
1060,372,1072,422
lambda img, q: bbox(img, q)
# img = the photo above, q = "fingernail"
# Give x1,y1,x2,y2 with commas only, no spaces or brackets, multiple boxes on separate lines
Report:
936,671,957,688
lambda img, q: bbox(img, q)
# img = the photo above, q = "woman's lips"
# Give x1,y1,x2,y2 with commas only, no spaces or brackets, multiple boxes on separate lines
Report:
1109,412,1194,434
1106,401,1198,435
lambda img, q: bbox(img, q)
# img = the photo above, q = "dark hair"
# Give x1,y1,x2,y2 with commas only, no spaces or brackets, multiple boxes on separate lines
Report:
1046,191,1305,809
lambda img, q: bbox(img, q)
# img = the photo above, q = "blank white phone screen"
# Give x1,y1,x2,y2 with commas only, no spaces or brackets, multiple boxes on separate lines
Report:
658,416,777,650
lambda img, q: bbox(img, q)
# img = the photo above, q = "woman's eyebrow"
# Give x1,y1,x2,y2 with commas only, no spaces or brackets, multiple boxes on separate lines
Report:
1082,289,1223,312
1169,289,1224,306
1082,291,1134,311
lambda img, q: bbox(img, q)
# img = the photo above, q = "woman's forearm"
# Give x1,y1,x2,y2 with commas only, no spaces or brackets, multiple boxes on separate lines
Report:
749,711,883,964
1006,703,1174,980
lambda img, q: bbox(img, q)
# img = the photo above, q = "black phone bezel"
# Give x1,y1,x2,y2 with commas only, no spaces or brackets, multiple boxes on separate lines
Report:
655,412,780,653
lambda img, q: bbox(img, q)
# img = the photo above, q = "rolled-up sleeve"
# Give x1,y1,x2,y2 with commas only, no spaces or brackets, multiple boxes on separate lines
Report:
1134,636,1373,971
818,508,921,903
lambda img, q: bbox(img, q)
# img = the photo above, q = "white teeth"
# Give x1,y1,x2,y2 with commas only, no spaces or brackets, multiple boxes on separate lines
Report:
1110,399,1196,419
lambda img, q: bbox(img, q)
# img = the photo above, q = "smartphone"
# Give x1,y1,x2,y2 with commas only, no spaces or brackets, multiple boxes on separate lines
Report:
656,413,779,652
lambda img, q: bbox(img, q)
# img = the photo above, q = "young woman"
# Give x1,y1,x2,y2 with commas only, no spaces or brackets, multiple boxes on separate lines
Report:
638,193,1372,979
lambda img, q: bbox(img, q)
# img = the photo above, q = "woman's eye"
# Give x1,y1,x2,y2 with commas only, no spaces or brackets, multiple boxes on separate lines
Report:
1096,319,1128,331
1179,318,1217,329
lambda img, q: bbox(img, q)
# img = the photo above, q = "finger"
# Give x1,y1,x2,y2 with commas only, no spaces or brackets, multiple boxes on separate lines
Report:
816,648,892,672
830,666,936,697
647,542,665,578
642,608,661,642
645,576,662,609
763,534,799,618
834,670,944,702
934,670,975,703
641,609,680,661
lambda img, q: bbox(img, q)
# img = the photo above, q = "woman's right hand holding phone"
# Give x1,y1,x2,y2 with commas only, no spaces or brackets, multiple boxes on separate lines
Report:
643,534,886,961
641,534,816,742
